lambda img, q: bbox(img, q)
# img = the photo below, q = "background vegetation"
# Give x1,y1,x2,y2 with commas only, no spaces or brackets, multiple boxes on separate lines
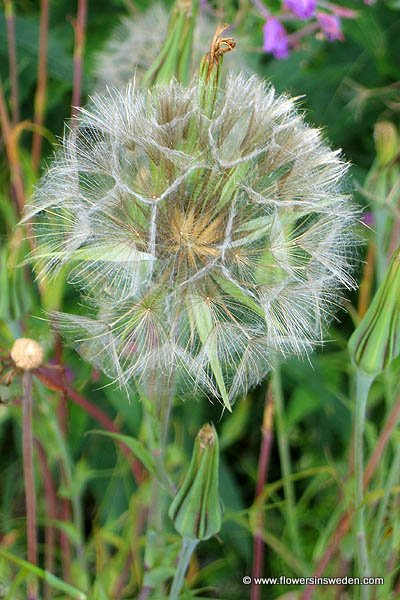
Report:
1,1,400,598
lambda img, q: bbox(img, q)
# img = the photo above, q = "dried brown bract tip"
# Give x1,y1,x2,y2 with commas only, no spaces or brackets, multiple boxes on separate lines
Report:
11,338,44,371
198,423,216,449
204,24,235,79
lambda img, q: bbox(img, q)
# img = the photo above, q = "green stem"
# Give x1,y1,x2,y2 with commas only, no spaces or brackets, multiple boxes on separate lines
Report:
272,367,302,559
141,0,199,87
49,414,88,583
169,538,198,600
22,371,38,600
140,375,175,595
354,370,373,599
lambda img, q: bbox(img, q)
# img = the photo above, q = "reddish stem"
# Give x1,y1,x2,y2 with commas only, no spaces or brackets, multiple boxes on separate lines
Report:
34,439,57,600
59,526,72,583
111,552,132,599
55,336,68,437
301,390,400,600
251,386,274,600
288,22,319,47
364,391,400,488
59,469,73,583
301,514,350,600
35,367,145,484
52,338,74,582
71,0,87,119
357,242,376,318
0,80,25,214
22,371,38,600
4,0,20,124
32,0,49,171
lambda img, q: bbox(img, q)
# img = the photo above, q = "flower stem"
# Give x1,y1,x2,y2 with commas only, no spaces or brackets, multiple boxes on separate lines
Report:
35,367,144,483
354,370,373,599
71,0,87,119
35,440,57,600
3,0,20,124
301,381,400,600
272,366,302,559
140,375,175,596
49,407,88,584
32,0,49,170
251,384,274,600
372,440,400,550
169,538,198,600
22,371,38,600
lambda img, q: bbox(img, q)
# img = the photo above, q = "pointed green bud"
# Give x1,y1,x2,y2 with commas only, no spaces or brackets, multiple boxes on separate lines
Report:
141,0,199,87
349,246,400,376
374,122,399,167
169,423,222,541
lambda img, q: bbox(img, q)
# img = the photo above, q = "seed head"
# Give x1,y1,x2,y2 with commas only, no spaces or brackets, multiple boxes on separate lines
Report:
25,74,357,408
11,338,44,371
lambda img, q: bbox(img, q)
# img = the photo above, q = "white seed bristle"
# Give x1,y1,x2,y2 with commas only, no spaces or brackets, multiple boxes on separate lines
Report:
24,74,358,404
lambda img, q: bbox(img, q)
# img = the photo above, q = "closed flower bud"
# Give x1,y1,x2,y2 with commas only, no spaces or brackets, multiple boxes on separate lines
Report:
11,338,44,371
168,423,222,540
374,121,399,167
349,247,400,376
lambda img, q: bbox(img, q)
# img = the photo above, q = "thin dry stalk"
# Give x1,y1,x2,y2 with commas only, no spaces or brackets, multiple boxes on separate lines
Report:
357,242,376,318
59,481,73,583
364,391,400,485
35,367,145,484
32,0,50,171
3,0,20,124
251,385,274,600
71,0,87,119
35,439,57,600
0,80,25,214
22,371,38,600
301,389,400,600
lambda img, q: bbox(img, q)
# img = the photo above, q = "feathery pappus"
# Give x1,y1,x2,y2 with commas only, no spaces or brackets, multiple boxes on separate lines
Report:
25,74,357,408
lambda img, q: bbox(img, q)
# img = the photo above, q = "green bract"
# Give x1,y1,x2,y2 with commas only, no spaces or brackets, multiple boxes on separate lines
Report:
168,423,222,540
349,247,400,376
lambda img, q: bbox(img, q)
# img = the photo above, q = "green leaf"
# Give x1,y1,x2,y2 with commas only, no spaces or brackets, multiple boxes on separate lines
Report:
219,398,250,450
143,566,176,587
0,548,86,599
38,519,81,546
87,430,155,476
286,389,321,431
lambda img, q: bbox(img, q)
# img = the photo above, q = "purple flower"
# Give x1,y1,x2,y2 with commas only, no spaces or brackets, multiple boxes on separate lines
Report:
263,17,289,59
317,12,343,41
284,0,316,20
362,212,374,227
